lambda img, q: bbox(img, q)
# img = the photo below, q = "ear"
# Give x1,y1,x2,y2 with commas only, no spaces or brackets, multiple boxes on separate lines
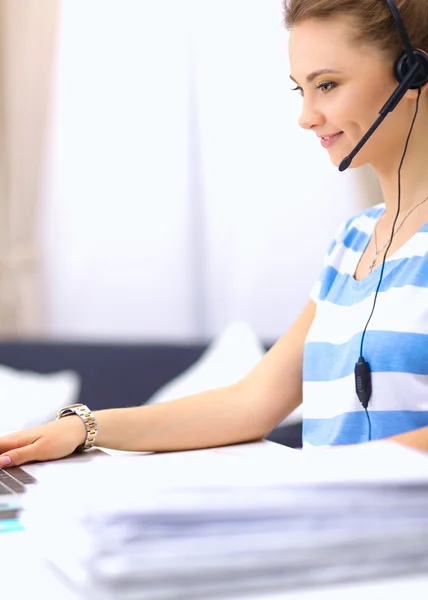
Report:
404,81,428,100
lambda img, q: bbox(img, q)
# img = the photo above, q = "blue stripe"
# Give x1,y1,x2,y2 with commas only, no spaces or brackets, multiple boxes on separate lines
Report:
342,227,371,253
362,205,385,219
327,207,383,255
319,254,428,304
303,411,428,446
304,331,428,381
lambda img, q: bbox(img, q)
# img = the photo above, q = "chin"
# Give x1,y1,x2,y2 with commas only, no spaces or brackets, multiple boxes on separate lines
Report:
330,155,362,170
331,159,368,171
329,145,370,170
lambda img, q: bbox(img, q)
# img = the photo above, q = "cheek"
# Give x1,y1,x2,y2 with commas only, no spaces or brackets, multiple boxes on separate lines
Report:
338,85,382,127
352,84,399,138
331,97,367,137
335,91,384,142
366,102,408,149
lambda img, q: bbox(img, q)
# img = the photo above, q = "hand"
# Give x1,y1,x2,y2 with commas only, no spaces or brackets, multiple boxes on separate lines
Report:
0,416,87,468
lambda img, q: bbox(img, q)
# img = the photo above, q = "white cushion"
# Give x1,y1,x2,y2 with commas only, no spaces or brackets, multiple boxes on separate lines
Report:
146,322,302,427
0,364,81,437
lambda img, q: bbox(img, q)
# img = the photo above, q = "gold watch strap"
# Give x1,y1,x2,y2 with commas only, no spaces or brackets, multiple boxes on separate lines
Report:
56,403,98,451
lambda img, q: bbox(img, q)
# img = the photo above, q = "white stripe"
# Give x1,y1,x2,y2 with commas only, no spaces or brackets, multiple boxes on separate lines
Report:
310,280,321,302
303,372,428,419
331,221,346,245
303,374,362,419
391,231,428,260
307,284,428,344
326,229,428,276
327,244,361,275
352,212,381,235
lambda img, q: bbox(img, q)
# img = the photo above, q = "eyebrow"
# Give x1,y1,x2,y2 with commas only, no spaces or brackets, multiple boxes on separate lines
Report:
289,69,343,84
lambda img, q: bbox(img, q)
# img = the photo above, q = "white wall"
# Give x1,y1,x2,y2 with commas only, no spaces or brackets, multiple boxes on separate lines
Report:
41,0,364,343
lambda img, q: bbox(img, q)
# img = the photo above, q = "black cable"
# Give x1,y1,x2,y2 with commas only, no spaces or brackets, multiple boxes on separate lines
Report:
364,408,372,442
359,87,422,358
358,87,422,442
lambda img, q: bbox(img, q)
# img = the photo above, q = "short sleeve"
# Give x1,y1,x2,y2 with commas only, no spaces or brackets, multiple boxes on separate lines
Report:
309,279,322,304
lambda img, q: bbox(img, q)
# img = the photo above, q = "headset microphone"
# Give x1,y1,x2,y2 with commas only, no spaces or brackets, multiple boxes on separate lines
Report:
339,59,422,172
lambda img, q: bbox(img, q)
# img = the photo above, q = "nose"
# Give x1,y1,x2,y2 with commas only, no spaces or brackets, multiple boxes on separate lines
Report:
298,99,326,131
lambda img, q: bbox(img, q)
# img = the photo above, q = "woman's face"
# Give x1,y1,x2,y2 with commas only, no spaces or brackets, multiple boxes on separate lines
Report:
288,17,416,171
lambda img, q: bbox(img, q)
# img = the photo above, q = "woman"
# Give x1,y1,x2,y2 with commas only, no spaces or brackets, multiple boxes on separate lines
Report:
1,0,428,468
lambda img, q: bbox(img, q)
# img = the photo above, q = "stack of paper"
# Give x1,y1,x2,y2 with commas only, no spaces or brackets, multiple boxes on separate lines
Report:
21,442,428,600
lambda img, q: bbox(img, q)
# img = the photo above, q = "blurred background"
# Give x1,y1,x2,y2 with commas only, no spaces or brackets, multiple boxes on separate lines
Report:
0,0,382,344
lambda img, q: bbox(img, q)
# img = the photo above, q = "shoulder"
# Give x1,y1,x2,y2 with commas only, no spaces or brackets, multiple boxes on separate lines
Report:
327,203,384,256
311,204,385,303
345,203,385,232
334,203,384,242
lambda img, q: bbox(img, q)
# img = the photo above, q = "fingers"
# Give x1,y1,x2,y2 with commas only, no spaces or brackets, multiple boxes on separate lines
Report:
0,430,38,454
0,420,81,468
0,430,45,467
0,439,44,467
0,433,19,454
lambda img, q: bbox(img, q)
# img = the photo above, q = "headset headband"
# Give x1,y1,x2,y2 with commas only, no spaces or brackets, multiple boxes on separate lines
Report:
385,0,416,65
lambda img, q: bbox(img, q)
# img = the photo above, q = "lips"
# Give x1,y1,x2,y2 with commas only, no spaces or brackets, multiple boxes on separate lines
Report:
318,132,343,140
320,132,344,149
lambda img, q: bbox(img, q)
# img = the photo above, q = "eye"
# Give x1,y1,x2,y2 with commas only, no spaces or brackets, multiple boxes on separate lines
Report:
291,81,337,97
291,85,304,97
316,81,337,94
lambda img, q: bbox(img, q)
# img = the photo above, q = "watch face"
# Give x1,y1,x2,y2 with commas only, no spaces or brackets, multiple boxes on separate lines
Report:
57,407,77,420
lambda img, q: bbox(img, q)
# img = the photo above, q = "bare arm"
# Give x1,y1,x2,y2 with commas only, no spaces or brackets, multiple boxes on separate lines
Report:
91,300,317,452
0,301,316,464
93,388,261,452
387,427,428,453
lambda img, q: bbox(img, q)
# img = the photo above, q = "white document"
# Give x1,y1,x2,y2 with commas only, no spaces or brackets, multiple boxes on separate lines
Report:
20,440,428,600
24,440,428,514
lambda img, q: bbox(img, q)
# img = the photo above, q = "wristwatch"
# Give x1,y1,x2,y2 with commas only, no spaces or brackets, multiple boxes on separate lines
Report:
56,403,98,451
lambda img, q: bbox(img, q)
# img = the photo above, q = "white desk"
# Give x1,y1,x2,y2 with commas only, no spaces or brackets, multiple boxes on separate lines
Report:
3,441,428,600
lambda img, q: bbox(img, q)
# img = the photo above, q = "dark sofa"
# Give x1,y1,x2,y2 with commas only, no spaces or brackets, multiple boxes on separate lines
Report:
0,340,302,448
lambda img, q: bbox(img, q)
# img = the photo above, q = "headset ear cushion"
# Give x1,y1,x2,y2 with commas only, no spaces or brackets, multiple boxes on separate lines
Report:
394,49,428,88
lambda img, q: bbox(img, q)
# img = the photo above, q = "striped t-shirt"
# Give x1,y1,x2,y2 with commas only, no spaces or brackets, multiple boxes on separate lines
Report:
302,203,428,448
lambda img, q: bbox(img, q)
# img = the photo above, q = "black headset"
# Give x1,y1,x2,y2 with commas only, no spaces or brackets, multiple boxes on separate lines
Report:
337,1,428,436
339,0,428,173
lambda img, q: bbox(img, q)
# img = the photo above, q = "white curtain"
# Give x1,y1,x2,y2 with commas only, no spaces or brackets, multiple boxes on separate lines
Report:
0,0,59,338
43,0,365,342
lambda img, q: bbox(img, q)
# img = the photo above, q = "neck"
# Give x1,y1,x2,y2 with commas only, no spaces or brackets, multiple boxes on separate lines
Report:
377,168,428,219
381,173,428,220
373,109,428,218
